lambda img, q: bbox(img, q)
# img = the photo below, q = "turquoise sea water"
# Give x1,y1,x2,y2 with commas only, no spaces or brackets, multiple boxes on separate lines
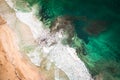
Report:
24,0,120,79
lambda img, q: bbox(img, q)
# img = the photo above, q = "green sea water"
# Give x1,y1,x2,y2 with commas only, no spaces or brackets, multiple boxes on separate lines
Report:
22,0,120,79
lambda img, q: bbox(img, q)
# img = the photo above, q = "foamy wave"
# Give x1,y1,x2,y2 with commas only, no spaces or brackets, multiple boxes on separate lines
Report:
5,0,93,80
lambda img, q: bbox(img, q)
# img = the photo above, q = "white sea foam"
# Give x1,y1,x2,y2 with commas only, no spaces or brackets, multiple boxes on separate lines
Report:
16,10,93,80
5,0,93,80
16,11,44,39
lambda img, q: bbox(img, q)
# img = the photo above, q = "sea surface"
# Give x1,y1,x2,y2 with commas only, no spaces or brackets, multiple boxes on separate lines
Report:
17,0,120,79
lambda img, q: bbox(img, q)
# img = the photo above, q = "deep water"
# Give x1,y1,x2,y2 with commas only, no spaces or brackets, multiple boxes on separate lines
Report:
25,0,120,80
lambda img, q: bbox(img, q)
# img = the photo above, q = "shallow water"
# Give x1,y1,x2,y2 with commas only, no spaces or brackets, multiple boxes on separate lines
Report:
16,0,120,79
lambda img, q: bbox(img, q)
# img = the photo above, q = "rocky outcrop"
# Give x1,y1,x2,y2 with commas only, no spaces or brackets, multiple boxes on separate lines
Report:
0,16,46,80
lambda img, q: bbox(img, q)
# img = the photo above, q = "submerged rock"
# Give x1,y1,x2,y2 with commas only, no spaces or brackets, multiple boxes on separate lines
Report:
84,21,107,35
